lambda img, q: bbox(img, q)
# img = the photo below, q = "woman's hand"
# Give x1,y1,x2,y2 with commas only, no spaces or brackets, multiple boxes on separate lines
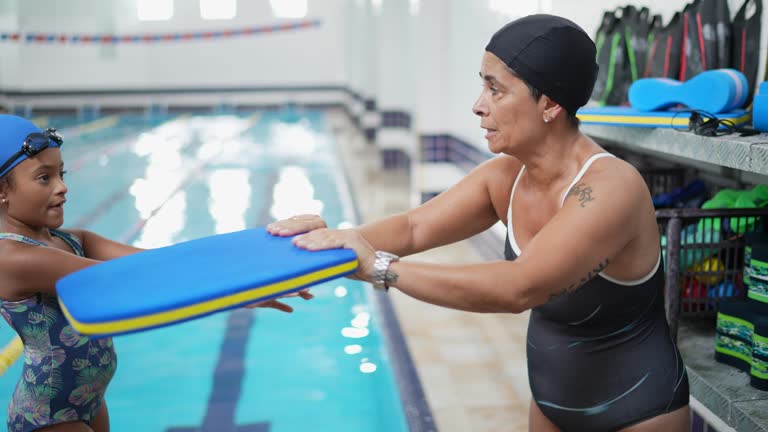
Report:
292,228,376,282
245,289,314,313
266,214,328,237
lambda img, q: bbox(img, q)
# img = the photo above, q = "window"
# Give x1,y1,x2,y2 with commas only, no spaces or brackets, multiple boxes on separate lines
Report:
200,0,236,20
269,0,308,19
137,0,173,21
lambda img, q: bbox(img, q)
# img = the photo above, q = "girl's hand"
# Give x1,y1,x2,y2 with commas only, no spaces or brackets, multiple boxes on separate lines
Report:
292,229,376,282
266,215,327,237
245,289,314,313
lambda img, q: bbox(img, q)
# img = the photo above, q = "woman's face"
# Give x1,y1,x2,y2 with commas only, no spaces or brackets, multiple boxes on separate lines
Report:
472,52,545,154
0,148,67,230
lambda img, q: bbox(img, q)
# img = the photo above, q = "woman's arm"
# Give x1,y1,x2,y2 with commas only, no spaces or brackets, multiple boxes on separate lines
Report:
359,156,514,256
293,159,653,313
270,156,516,256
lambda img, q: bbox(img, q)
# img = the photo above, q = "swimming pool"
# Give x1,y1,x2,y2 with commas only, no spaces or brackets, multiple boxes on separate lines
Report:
0,110,430,431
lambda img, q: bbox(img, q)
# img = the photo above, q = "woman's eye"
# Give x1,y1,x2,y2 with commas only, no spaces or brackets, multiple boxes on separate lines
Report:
38,175,49,183
60,170,67,179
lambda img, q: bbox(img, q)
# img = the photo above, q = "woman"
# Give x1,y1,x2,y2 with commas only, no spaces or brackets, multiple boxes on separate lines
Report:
269,14,689,432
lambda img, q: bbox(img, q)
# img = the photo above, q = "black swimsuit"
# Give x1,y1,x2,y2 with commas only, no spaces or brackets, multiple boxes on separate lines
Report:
506,153,689,431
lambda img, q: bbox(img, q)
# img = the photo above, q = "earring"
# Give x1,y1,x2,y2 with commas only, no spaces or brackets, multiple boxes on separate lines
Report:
543,117,551,123
1,198,6,204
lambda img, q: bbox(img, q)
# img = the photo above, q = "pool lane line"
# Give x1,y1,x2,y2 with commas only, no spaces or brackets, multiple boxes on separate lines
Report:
70,113,262,237
31,116,49,128
164,310,270,432
0,336,23,377
67,114,188,173
117,155,216,244
164,171,279,432
59,115,120,139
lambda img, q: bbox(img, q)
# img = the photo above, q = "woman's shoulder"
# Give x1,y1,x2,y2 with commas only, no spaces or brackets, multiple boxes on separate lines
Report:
593,155,646,185
566,154,654,214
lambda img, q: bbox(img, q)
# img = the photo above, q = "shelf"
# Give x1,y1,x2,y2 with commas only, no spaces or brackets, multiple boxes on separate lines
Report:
582,125,768,176
679,320,768,432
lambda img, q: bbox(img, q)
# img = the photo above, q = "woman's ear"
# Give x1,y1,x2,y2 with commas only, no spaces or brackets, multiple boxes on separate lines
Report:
541,96,564,124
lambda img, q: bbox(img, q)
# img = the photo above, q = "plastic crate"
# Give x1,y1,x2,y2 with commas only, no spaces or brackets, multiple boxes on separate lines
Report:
657,207,768,339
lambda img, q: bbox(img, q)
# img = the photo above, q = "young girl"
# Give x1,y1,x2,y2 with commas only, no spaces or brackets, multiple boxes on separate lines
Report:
0,114,310,432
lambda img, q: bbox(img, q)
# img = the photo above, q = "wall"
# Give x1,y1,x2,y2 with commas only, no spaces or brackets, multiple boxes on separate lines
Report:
2,0,351,91
0,0,765,149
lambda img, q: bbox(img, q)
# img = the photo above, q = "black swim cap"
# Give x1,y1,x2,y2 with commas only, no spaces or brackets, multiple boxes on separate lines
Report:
485,14,598,114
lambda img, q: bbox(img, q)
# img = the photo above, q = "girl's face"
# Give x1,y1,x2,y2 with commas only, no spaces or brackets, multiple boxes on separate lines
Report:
472,52,546,155
0,148,67,230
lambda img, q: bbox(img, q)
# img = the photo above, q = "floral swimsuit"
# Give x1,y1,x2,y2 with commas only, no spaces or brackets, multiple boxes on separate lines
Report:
0,230,117,432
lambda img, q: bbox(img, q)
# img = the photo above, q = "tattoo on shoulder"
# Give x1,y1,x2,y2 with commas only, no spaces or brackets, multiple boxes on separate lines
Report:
548,258,610,302
567,183,594,207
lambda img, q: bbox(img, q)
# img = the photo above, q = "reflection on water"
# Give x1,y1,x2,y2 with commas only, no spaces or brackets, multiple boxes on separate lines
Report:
351,312,371,329
208,169,251,234
269,119,322,158
134,192,187,248
270,166,324,220
344,344,363,355
129,115,257,247
130,118,190,248
360,360,377,374
341,327,370,339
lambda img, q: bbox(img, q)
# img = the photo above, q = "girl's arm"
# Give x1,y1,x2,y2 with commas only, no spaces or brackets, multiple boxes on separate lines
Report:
0,244,102,299
66,229,144,260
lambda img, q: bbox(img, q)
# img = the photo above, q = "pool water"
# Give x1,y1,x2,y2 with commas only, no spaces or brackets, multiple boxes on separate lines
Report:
0,110,410,432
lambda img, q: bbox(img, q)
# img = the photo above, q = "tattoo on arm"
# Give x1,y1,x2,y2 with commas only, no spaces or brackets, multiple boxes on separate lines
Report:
548,258,610,302
567,183,594,207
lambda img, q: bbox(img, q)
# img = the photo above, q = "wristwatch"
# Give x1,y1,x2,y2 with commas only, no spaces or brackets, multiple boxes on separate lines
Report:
372,251,400,291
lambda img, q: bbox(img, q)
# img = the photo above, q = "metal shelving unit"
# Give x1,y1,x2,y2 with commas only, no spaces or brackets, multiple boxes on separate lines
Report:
582,124,768,176
584,123,768,432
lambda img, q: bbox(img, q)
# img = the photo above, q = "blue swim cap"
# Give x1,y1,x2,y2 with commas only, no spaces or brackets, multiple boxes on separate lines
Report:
0,114,60,178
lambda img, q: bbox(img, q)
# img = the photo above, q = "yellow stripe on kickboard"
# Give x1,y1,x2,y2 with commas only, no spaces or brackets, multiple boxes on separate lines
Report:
577,112,752,127
61,260,358,336
0,336,23,376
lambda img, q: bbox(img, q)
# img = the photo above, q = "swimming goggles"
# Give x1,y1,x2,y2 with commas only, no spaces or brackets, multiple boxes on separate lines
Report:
0,128,64,176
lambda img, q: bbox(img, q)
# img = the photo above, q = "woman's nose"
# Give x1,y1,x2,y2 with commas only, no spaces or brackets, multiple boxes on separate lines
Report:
472,95,487,117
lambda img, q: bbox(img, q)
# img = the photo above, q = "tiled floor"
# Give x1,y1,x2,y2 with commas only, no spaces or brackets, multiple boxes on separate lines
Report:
330,111,531,432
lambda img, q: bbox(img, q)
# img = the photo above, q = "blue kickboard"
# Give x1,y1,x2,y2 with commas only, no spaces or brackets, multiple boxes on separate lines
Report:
56,228,358,337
